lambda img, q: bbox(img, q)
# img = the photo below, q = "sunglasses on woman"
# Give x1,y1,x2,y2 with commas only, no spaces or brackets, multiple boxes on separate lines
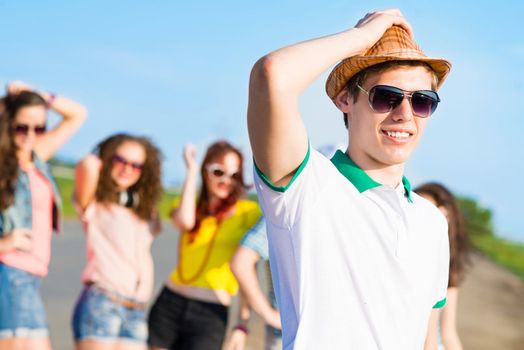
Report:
206,164,240,181
12,123,47,135
357,84,440,118
112,154,144,172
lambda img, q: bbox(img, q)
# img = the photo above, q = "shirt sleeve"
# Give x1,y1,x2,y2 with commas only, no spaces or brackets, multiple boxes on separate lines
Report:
240,218,269,260
253,145,331,229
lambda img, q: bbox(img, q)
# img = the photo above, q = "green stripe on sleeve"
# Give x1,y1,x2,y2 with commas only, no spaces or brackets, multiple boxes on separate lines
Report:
433,298,447,309
254,143,310,193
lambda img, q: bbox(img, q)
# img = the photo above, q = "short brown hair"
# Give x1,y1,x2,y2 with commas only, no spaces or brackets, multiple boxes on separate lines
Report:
342,60,438,128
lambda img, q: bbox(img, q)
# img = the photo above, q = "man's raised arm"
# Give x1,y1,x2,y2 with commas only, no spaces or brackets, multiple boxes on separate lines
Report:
247,9,412,186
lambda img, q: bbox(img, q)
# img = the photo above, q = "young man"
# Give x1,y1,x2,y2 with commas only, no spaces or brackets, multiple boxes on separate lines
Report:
247,9,451,350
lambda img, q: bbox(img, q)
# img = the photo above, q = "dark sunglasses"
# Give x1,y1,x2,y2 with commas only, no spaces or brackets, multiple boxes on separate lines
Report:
12,123,47,135
112,154,144,172
206,164,240,181
357,84,440,118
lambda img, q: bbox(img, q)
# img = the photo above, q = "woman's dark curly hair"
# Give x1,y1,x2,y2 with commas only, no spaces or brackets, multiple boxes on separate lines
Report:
0,91,47,211
415,182,470,287
191,140,249,233
94,133,163,221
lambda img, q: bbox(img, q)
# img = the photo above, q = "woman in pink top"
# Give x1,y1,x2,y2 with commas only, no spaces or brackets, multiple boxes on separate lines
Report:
0,81,87,350
72,133,162,350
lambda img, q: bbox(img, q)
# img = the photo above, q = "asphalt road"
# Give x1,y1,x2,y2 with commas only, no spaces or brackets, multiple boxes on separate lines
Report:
42,221,524,350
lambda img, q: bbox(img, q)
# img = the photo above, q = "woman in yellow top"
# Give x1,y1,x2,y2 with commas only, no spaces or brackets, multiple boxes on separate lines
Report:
148,140,261,350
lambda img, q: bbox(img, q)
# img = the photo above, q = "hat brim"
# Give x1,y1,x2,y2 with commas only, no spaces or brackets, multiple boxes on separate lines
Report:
326,55,452,101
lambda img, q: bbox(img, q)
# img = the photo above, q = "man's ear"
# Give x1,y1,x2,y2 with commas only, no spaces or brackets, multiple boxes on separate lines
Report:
334,88,352,114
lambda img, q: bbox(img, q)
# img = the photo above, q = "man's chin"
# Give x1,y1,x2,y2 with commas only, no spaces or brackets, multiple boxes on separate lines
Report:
378,152,411,167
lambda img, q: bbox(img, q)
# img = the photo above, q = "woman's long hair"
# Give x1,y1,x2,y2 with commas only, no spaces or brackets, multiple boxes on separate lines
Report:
191,140,249,233
94,133,163,221
0,91,47,211
415,182,470,287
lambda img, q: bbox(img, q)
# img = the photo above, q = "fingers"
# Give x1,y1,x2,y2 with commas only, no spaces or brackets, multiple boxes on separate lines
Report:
7,80,33,95
18,236,32,252
16,228,32,237
385,10,413,38
183,144,198,168
354,8,414,39
82,154,103,170
12,228,32,252
183,144,196,158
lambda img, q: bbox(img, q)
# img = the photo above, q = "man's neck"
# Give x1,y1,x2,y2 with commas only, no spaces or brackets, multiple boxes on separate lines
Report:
347,149,405,188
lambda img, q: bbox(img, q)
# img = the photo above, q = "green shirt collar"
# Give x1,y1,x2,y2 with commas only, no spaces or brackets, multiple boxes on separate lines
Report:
330,150,413,202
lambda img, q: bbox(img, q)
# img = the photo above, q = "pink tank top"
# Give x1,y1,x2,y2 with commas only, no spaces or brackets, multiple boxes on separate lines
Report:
0,165,54,276
80,202,155,302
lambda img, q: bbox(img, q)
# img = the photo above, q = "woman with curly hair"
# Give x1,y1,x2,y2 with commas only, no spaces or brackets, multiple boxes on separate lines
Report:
415,183,469,350
72,134,163,350
148,141,261,350
0,81,87,350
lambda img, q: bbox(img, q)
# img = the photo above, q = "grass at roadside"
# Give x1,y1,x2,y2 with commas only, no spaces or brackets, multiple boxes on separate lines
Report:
470,234,524,280
57,176,76,218
55,172,524,280
55,175,178,220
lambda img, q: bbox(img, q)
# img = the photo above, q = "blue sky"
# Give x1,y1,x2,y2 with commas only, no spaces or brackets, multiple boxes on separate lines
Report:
1,1,523,241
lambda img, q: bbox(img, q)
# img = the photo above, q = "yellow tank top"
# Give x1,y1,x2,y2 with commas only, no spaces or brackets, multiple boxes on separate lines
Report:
169,199,261,295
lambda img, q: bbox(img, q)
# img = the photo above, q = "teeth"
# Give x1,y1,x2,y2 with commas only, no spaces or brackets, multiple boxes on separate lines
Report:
386,131,410,139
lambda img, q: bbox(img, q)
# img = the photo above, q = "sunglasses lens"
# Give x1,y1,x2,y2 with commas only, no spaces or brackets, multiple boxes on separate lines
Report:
369,86,404,113
113,155,125,165
212,169,225,178
411,91,439,117
13,124,47,135
13,125,29,135
131,163,144,171
113,155,143,172
34,126,46,135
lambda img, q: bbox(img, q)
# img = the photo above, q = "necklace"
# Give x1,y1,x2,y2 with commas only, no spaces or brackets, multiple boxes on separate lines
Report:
176,218,222,284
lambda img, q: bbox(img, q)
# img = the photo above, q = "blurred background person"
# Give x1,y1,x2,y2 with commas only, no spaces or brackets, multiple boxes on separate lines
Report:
416,182,470,350
227,217,282,350
71,134,163,350
0,81,87,350
147,141,261,350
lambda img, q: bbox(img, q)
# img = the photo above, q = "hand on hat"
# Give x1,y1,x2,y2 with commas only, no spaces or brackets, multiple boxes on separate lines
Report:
354,9,414,51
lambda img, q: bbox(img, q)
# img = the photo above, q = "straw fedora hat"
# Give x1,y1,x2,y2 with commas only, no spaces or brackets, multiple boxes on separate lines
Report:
325,25,451,102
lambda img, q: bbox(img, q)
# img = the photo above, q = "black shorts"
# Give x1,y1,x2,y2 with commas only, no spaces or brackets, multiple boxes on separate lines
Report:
147,286,229,350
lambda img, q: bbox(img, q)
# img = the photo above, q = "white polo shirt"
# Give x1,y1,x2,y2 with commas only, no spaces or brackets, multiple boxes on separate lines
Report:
254,147,449,350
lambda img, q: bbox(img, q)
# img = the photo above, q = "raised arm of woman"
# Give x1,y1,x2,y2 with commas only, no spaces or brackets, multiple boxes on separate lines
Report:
171,144,198,231
7,81,88,161
74,154,101,211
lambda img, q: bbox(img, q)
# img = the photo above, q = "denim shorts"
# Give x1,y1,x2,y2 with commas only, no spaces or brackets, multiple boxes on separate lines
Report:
0,263,48,339
72,284,148,344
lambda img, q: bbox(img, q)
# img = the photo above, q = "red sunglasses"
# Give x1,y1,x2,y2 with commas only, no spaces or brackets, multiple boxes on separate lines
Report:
12,123,47,135
112,155,144,172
